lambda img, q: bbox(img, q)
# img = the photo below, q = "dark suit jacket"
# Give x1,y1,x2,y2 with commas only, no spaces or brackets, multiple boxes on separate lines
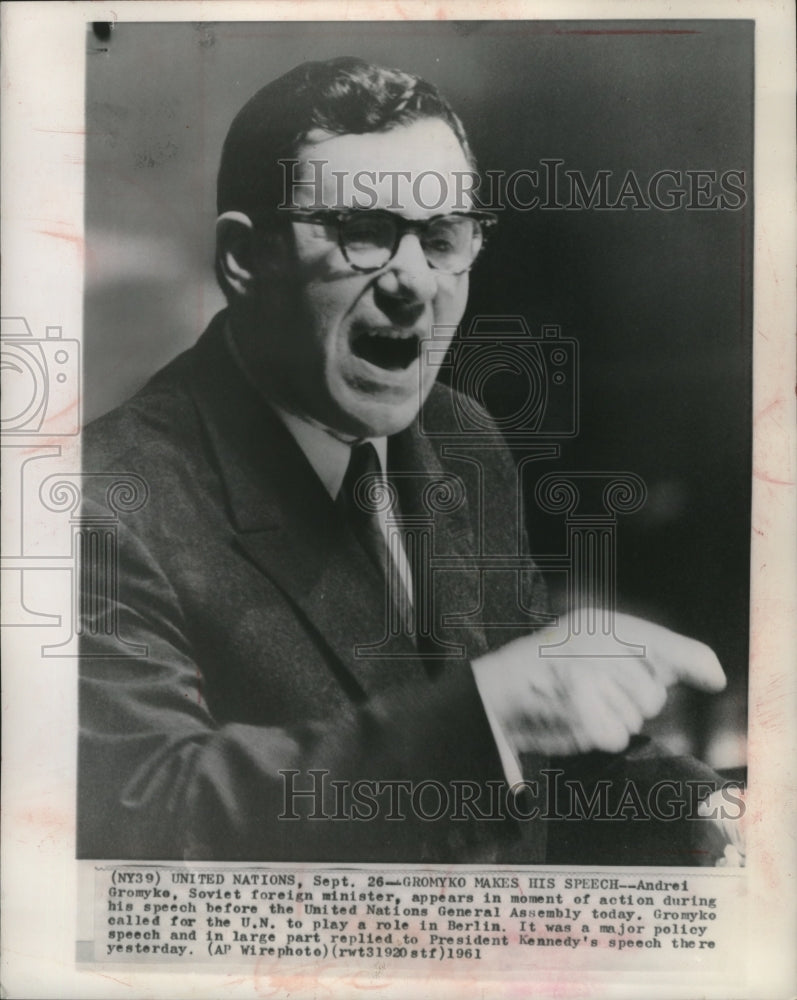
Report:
79,312,727,865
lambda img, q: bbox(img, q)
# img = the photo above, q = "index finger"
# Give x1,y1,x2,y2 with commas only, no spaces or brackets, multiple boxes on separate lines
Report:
635,620,727,693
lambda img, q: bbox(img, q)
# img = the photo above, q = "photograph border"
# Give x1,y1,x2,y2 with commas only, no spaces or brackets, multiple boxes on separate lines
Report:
1,2,794,998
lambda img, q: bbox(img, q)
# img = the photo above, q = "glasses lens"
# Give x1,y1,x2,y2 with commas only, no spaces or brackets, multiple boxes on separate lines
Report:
422,217,483,273
341,213,396,269
338,212,488,273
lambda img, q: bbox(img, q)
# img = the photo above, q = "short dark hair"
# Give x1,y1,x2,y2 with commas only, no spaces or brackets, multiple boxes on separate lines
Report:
216,56,475,220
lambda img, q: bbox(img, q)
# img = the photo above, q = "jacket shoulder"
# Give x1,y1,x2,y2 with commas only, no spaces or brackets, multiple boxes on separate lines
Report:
83,346,198,471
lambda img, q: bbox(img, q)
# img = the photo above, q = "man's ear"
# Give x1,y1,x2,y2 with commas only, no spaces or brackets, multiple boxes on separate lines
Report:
215,211,258,299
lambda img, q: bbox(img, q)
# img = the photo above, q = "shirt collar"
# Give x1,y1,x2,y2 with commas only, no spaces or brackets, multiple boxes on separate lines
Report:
270,404,387,500
223,320,387,499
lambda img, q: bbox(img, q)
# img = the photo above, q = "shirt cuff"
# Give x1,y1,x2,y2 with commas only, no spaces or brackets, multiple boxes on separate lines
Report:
471,665,526,792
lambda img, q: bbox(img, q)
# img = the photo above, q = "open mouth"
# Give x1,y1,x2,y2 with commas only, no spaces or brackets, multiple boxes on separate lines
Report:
351,330,420,371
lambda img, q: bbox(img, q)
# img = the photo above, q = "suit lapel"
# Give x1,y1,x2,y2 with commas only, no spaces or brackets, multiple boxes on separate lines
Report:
186,317,426,699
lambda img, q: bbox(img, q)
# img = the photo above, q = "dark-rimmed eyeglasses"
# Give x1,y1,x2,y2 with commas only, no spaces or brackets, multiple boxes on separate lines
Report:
280,208,497,275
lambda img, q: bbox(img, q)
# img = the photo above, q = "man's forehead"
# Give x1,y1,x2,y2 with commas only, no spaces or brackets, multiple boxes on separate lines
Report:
290,118,476,215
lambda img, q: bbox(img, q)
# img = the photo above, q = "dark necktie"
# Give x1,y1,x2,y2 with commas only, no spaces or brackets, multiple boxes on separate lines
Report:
338,442,413,639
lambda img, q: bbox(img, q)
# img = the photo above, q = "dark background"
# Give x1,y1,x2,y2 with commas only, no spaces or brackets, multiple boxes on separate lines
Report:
84,20,753,767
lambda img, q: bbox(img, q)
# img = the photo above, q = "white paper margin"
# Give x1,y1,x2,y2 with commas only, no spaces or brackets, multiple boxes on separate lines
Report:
1,2,794,998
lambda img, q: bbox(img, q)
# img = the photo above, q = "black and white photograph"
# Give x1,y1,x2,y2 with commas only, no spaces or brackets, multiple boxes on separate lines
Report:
1,3,794,998
78,18,752,867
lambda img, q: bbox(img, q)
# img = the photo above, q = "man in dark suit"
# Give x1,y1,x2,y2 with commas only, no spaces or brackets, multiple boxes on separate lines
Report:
79,57,735,865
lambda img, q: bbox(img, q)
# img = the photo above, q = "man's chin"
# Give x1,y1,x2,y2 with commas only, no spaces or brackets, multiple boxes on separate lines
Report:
322,364,430,438
328,391,424,440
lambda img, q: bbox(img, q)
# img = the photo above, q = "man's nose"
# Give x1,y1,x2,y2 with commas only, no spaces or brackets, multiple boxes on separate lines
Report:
374,232,438,307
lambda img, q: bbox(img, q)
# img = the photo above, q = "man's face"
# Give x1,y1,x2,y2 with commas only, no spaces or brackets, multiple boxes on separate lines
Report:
248,118,474,439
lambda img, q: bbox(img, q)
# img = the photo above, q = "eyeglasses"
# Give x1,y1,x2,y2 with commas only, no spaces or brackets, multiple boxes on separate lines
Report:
281,208,497,275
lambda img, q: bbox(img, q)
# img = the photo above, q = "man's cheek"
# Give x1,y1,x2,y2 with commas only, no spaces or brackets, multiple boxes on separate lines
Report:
432,278,469,327
297,289,345,352
304,278,367,335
